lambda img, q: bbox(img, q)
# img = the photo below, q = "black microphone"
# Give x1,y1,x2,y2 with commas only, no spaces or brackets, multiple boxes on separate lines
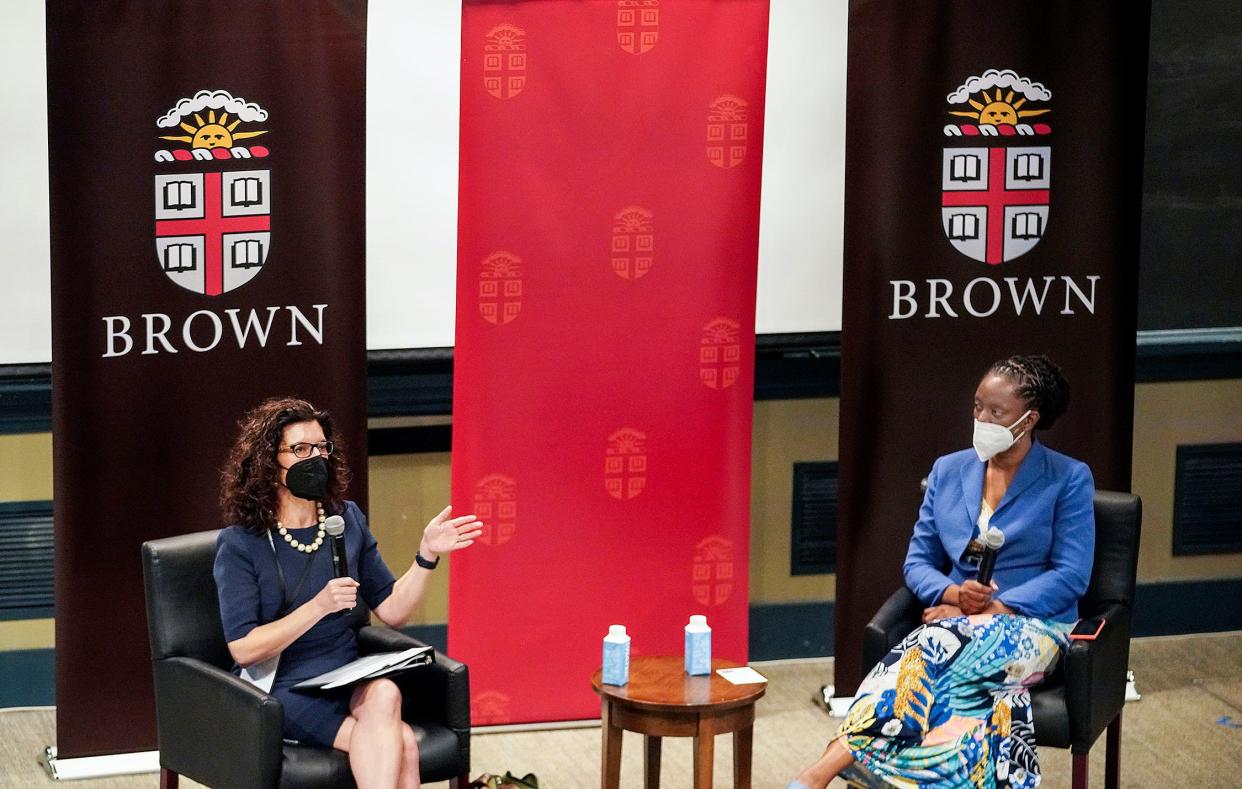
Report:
324,515,348,579
976,526,1005,586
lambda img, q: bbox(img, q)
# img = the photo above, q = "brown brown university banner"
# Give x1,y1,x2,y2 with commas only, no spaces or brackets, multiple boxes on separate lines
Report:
834,1,1150,693
47,1,368,758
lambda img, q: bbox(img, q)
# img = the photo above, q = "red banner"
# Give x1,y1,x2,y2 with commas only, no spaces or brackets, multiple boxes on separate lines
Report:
450,0,770,723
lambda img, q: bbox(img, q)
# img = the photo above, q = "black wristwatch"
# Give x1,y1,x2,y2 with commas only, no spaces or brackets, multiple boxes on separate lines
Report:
415,551,440,570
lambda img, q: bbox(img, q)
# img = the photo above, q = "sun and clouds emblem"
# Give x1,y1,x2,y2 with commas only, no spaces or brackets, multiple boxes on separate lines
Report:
153,90,272,296
941,69,1052,265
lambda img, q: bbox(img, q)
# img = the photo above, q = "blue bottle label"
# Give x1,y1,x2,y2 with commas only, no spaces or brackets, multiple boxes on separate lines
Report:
602,640,630,685
685,630,711,675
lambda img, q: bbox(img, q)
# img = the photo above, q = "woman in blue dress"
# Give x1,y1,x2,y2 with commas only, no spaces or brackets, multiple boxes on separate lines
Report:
791,355,1095,788
214,397,482,789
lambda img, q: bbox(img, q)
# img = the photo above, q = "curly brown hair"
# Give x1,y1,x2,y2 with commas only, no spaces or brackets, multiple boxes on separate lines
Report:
219,397,351,534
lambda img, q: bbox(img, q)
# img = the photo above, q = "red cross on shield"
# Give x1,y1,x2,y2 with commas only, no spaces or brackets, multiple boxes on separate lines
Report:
473,474,517,546
155,170,271,296
692,536,735,606
617,1,659,54
700,318,741,389
479,251,523,325
707,95,749,169
484,24,527,100
605,428,647,500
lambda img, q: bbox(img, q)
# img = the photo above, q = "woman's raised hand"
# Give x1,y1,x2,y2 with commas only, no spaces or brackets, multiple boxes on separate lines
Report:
420,505,484,559
314,577,359,615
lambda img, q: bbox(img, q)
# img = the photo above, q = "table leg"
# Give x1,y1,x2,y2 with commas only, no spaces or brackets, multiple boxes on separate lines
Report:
733,724,753,789
601,699,622,789
644,735,662,789
692,721,714,789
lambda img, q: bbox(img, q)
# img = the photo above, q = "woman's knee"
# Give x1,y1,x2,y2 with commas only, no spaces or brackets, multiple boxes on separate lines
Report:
356,678,403,719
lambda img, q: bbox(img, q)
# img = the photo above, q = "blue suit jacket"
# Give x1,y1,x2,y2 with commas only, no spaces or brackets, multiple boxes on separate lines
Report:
903,440,1095,623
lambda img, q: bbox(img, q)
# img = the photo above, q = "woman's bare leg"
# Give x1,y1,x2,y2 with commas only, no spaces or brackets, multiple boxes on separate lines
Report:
794,737,855,789
398,722,421,789
333,679,405,789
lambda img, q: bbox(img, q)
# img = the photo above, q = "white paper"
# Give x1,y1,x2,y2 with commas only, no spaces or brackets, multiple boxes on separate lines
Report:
240,655,279,693
716,666,768,685
294,646,432,690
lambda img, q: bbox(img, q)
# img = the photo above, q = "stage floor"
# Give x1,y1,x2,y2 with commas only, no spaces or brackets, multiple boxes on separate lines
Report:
3,631,1240,788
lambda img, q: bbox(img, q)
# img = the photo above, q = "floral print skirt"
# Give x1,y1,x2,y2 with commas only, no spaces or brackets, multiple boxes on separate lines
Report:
835,614,1071,788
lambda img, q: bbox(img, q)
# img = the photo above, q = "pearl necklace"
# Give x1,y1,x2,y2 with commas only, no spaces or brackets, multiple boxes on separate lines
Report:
276,502,326,553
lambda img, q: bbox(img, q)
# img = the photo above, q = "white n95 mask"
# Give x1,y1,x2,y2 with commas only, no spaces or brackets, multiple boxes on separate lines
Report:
973,410,1031,461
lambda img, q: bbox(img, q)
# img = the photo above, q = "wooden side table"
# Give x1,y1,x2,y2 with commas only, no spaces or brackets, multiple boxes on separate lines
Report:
591,656,767,789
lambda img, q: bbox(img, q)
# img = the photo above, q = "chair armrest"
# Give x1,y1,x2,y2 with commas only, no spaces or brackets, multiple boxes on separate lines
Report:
358,626,471,733
863,587,923,670
153,656,283,789
357,623,426,654
1064,602,1132,752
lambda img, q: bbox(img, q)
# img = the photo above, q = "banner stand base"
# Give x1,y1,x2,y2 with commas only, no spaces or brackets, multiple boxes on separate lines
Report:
43,746,160,781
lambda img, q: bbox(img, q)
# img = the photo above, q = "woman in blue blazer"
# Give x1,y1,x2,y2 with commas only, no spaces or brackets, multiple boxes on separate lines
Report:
792,355,1094,789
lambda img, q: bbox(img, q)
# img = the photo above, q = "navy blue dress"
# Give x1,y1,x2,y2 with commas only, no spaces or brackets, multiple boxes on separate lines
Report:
213,501,397,747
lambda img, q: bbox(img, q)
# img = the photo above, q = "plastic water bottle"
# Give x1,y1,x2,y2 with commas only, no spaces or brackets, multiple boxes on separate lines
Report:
602,624,631,686
684,614,711,675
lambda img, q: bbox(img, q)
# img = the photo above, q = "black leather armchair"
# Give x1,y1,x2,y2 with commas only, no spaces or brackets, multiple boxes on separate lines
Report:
141,529,471,789
861,490,1141,789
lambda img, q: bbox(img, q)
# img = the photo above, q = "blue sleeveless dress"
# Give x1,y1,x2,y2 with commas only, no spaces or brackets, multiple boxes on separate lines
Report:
213,500,397,747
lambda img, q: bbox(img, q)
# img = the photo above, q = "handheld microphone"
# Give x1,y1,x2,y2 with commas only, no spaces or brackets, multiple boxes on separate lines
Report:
324,515,348,579
976,526,1005,586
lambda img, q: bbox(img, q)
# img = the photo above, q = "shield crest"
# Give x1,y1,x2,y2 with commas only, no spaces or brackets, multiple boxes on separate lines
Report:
473,474,517,546
699,318,741,389
941,70,1053,264
617,1,659,54
153,90,272,295
479,251,523,325
941,143,1050,264
692,536,734,606
611,205,654,280
707,95,748,169
605,428,647,500
484,24,527,100
155,169,271,296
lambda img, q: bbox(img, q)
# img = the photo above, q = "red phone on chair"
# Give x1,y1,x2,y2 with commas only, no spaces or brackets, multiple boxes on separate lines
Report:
1069,618,1106,641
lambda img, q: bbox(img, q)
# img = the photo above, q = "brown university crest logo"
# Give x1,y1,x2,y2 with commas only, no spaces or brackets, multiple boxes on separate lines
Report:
605,428,647,500
478,251,523,325
484,24,527,100
942,69,1052,265
707,95,748,169
692,536,735,606
699,318,741,389
611,206,654,280
154,89,272,296
473,474,517,546
617,1,659,55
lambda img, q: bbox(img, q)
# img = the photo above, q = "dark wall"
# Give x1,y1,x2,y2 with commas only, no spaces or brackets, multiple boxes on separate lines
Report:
1139,0,1242,330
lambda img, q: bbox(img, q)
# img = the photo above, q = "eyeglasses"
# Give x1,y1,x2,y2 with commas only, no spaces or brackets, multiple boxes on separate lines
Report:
279,441,334,459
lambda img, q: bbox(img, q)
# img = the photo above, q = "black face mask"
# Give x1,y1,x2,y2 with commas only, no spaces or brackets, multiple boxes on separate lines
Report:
284,456,329,501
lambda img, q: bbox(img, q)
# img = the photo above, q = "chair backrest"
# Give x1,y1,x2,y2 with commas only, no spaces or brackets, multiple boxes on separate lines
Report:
1079,490,1142,616
142,529,234,669
142,529,372,669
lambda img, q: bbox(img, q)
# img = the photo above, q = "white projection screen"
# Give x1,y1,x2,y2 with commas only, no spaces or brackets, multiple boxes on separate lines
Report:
2,0,846,364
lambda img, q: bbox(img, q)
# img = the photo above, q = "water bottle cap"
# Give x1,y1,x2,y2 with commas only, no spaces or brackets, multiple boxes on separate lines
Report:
689,615,707,626
609,624,627,637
